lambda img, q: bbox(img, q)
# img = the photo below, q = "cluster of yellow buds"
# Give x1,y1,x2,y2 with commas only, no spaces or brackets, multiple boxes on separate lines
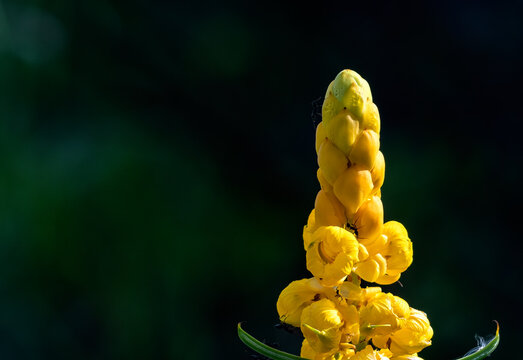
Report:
277,70,433,360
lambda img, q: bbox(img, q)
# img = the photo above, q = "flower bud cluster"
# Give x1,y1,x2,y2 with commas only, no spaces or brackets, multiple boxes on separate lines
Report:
277,70,433,360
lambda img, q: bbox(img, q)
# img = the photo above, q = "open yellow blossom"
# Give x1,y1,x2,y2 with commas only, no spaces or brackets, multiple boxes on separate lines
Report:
276,278,336,327
378,222,413,279
306,226,359,287
359,293,410,338
300,299,344,353
377,309,433,355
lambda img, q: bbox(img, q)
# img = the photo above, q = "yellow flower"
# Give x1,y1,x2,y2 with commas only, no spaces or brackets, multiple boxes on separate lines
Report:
388,309,432,355
371,309,432,355
276,278,335,327
350,345,390,360
359,293,410,338
374,221,413,285
301,299,344,353
333,166,374,218
306,226,359,287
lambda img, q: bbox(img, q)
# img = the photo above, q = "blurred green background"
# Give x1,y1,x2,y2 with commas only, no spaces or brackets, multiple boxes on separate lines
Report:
0,0,521,359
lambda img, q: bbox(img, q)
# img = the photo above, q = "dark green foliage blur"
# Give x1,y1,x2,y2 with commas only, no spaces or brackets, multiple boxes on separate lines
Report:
0,0,521,359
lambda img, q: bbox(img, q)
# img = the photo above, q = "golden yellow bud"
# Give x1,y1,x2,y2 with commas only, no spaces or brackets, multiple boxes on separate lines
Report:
352,196,384,245
362,102,381,133
318,138,349,185
333,166,374,217
317,169,333,193
314,190,346,227
324,111,360,156
349,130,380,170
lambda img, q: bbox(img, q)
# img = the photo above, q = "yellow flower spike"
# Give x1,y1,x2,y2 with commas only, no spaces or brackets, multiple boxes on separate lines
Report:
349,130,380,170
318,138,349,185
381,221,413,277
304,209,318,250
333,166,374,217
277,278,335,327
314,190,347,228
350,345,390,360
316,122,327,154
301,299,344,353
388,309,433,355
362,102,381,134
317,169,333,193
351,196,384,246
306,226,359,287
370,151,385,195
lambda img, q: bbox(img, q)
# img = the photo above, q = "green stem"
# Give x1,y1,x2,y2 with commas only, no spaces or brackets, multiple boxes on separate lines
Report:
237,323,308,360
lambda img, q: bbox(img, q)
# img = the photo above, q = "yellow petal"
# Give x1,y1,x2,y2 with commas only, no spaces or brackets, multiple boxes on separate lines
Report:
355,258,380,283
333,166,373,217
300,339,317,360
349,130,380,170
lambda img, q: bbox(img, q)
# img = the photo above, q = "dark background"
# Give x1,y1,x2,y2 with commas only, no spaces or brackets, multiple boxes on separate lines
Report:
0,0,521,359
